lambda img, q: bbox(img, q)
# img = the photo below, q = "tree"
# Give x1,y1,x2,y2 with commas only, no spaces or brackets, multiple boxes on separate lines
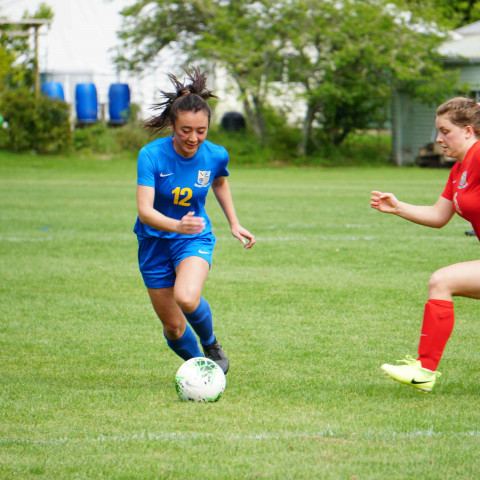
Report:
0,4,70,154
0,45,15,95
115,0,458,154
285,0,458,154
0,2,54,91
400,0,480,28
116,0,289,143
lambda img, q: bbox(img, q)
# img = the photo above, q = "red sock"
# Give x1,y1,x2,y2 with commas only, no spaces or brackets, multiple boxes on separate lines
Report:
417,299,454,371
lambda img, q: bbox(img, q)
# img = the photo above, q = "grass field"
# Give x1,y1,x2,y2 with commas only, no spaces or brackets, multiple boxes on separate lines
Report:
1,152,480,479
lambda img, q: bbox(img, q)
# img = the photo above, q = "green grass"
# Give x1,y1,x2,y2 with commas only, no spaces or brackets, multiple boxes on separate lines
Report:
1,152,480,479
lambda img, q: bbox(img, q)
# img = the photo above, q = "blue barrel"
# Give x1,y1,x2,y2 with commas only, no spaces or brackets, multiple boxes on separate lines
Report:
41,82,65,101
108,83,130,124
75,83,98,124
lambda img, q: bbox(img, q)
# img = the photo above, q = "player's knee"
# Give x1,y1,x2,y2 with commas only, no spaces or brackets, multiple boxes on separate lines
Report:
174,289,200,313
428,269,449,296
163,324,184,340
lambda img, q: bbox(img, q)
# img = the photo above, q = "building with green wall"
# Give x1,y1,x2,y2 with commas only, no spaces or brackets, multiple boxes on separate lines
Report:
392,21,480,166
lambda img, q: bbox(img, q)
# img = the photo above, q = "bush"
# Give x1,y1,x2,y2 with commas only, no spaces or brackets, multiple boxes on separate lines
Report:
302,131,392,167
0,88,72,154
72,123,114,153
112,123,150,153
72,122,149,155
208,126,276,166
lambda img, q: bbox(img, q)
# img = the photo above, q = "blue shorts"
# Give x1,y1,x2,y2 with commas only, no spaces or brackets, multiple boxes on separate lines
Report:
137,235,216,289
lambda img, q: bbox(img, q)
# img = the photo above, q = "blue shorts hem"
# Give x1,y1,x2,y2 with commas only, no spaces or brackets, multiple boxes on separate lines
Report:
138,235,215,289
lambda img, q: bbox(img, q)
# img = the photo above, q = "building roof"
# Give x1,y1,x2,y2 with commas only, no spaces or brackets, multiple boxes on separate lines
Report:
438,21,480,61
455,20,480,36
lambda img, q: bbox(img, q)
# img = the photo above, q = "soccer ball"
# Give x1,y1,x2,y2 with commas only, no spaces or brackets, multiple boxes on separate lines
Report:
175,357,226,402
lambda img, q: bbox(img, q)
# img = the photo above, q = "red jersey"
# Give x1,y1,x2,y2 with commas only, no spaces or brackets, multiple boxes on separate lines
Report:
441,141,480,240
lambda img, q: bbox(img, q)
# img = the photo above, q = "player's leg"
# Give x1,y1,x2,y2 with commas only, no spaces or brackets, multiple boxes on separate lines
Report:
174,255,210,315
174,256,216,343
174,256,229,373
147,287,203,360
418,260,480,368
381,260,480,391
138,236,203,360
428,260,480,301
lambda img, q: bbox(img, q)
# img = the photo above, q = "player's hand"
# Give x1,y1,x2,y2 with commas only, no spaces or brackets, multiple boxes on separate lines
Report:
231,225,255,249
370,191,399,214
178,211,206,234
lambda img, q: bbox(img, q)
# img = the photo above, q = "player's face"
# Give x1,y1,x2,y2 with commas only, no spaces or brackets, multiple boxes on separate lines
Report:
170,110,209,158
435,114,470,161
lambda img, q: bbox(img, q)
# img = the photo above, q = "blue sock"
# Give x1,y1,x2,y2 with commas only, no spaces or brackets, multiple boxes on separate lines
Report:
164,324,203,360
183,297,215,346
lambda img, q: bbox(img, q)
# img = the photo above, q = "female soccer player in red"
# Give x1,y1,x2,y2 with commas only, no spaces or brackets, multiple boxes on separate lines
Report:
135,67,255,374
370,97,480,392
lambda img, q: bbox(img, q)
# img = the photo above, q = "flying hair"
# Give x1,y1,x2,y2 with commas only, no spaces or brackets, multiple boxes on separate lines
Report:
143,66,218,135
436,97,480,137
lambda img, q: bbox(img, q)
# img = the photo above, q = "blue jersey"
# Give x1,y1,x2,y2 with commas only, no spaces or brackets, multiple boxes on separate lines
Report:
134,136,229,239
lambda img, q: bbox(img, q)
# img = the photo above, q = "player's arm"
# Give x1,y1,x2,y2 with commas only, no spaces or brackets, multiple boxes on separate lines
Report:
137,184,205,234
370,191,455,228
211,176,255,248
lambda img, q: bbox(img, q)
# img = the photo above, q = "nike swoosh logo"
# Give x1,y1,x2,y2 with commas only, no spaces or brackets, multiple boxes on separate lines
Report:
198,250,210,254
160,173,173,177
411,379,430,385
185,379,200,387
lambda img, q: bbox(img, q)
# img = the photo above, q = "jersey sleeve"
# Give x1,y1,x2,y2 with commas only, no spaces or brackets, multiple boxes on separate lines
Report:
137,147,156,187
214,146,230,178
441,164,460,201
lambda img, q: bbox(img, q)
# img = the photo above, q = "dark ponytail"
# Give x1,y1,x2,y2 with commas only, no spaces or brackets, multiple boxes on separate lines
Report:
143,66,218,135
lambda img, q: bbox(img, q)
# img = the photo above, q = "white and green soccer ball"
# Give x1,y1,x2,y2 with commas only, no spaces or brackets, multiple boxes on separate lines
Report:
175,357,226,402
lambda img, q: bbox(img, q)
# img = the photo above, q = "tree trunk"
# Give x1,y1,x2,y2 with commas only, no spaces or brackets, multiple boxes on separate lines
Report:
240,91,268,145
297,102,316,156
234,77,268,145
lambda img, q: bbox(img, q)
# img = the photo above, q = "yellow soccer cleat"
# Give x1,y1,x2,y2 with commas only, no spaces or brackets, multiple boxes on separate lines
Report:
380,355,441,392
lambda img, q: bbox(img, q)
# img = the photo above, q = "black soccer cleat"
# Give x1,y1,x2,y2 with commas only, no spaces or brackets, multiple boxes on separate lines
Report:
202,339,229,374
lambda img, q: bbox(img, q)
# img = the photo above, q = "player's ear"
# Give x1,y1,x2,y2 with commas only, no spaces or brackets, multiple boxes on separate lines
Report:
168,120,174,132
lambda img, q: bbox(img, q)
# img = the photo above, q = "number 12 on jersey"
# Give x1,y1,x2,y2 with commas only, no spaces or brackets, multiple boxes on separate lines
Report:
172,186,192,206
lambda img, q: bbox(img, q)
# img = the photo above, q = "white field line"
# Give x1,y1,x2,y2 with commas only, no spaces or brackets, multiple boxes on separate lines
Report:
214,235,375,242
0,236,55,242
2,428,480,445
0,234,466,243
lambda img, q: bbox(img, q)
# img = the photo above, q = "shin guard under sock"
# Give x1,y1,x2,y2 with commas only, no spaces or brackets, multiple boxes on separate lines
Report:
183,297,215,346
165,324,203,360
417,299,454,371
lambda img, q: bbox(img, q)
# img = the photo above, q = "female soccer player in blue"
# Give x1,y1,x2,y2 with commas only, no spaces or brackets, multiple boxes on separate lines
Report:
134,67,255,374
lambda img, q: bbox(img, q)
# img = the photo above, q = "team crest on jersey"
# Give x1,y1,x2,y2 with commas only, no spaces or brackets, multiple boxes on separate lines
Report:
458,170,468,189
195,170,211,188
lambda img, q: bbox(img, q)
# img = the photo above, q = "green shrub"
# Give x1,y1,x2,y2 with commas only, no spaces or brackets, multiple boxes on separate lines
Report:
302,131,393,167
0,88,72,154
208,125,276,166
112,123,150,152
72,122,149,155
72,123,114,153
35,95,72,154
262,105,302,156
